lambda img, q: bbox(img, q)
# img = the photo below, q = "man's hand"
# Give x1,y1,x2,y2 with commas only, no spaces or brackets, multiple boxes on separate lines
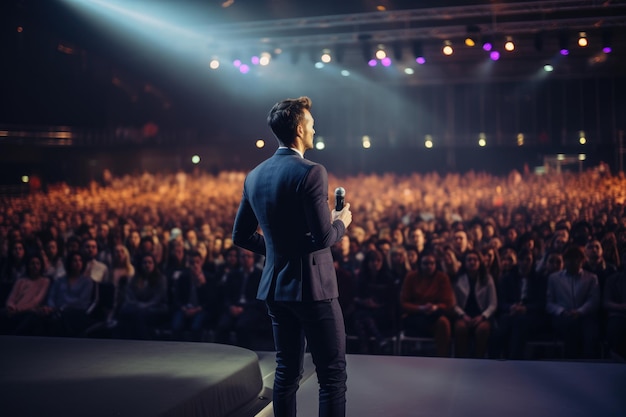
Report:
332,203,352,228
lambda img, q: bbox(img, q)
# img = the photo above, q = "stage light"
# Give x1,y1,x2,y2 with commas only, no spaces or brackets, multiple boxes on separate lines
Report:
578,32,588,47
579,130,586,145
362,135,372,149
559,32,570,56
314,62,324,69
239,64,250,74
233,59,242,67
543,64,554,72
465,25,480,47
256,139,265,148
321,49,332,63
478,132,487,147
209,59,220,69
482,36,493,51
315,137,325,150
251,56,260,65
602,30,612,53
412,41,425,63
504,37,515,52
376,45,386,60
341,70,350,76
557,154,565,161
191,155,200,164
490,51,500,61
22,175,29,183
259,52,271,66
368,59,377,67
404,68,414,75
579,154,586,161
517,133,524,146
442,41,453,56
425,135,434,148
381,57,392,67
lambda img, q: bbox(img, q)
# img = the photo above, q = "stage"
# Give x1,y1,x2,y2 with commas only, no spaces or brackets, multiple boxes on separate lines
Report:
1,336,624,417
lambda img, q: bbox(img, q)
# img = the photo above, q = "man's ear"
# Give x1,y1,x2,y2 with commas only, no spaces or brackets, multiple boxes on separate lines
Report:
296,123,304,137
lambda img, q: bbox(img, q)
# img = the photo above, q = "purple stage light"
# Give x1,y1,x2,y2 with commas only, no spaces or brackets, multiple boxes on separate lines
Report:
490,51,500,61
560,49,569,56
239,64,250,74
483,42,493,51
251,56,260,65
368,59,377,67
381,57,392,67
233,59,242,67
603,47,612,54
416,57,426,65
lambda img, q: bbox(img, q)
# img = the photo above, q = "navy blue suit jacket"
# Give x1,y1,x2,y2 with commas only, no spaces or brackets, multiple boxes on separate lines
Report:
233,148,346,301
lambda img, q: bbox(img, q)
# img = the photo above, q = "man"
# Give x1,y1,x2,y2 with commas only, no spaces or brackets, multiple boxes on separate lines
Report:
216,249,267,348
546,245,599,359
83,238,109,284
233,96,352,417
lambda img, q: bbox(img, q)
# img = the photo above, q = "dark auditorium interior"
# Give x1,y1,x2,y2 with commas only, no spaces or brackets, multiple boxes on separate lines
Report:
1,1,626,417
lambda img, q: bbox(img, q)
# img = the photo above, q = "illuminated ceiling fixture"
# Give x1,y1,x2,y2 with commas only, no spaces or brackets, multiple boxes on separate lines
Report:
321,49,332,63
465,25,480,47
375,45,387,60
578,32,588,47
559,32,570,56
482,36,493,51
602,30,612,53
442,40,453,56
412,41,425,64
504,36,515,52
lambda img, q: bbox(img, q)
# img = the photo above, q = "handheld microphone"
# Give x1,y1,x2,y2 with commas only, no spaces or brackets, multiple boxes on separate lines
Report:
334,187,345,211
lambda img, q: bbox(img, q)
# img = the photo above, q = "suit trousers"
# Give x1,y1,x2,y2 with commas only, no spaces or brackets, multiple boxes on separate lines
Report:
266,298,347,417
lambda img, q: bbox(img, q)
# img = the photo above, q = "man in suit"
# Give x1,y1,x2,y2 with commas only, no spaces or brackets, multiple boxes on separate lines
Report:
233,96,352,417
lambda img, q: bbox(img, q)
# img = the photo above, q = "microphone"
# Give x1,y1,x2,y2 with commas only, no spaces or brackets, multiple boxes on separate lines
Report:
334,187,345,211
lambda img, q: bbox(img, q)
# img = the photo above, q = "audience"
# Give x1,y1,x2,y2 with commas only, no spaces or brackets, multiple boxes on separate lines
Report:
0,167,625,361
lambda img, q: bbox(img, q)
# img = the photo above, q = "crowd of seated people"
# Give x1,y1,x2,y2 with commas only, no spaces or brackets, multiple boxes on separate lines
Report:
0,167,625,361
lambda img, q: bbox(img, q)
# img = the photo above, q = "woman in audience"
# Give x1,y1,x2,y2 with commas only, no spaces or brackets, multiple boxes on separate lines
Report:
451,248,498,358
41,251,95,336
0,253,51,334
117,253,168,339
353,249,397,353
400,251,455,356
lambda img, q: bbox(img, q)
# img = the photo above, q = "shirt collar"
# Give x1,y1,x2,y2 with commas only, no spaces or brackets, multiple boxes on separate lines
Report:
279,146,303,158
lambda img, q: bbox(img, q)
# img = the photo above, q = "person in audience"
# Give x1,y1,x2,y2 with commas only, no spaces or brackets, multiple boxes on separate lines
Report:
604,269,626,358
83,238,110,284
440,246,462,281
0,253,51,334
495,248,549,359
117,253,168,339
43,239,65,280
40,251,95,336
481,245,501,288
583,238,617,296
547,245,600,359
215,249,266,348
400,251,455,357
452,230,470,261
171,251,217,342
107,244,135,325
353,249,397,353
451,248,498,358
389,245,411,287
0,240,28,303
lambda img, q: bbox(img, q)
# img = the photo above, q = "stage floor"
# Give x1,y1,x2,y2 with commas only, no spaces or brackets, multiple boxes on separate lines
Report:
281,355,626,417
1,336,624,417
